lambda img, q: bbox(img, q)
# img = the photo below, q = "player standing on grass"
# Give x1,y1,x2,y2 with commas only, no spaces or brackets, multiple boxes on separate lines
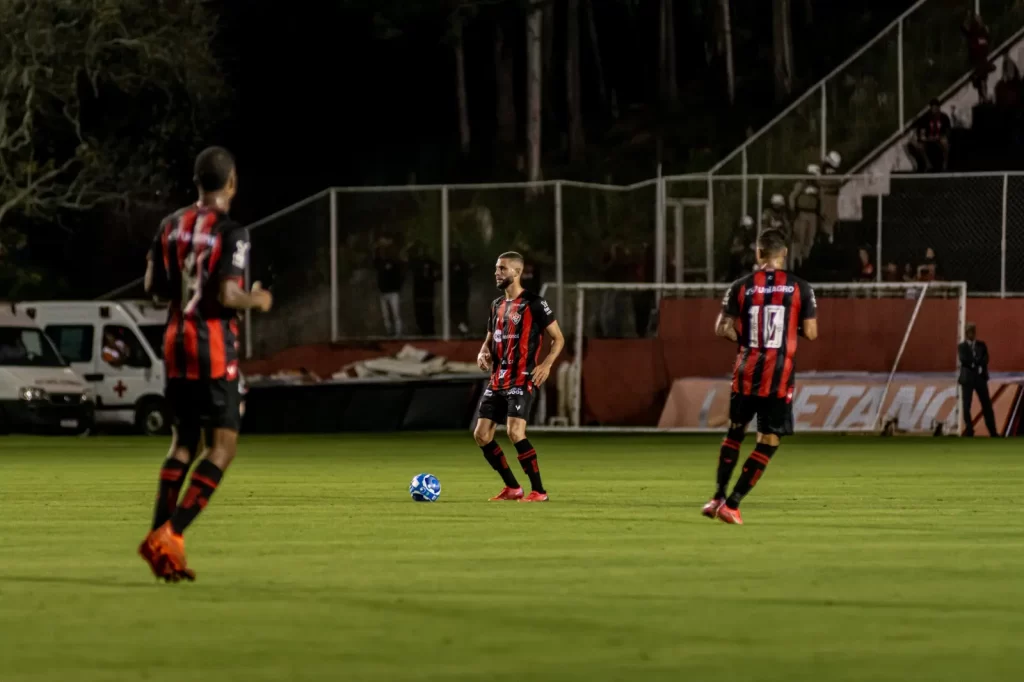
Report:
139,146,273,581
702,229,817,525
474,252,564,502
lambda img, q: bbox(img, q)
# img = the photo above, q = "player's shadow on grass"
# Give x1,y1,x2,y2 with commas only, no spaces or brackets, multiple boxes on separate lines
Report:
0,574,156,589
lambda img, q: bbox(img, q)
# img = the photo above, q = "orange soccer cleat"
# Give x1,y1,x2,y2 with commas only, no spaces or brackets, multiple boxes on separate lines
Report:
490,486,524,501
138,522,195,582
519,491,549,503
701,497,725,519
717,505,744,525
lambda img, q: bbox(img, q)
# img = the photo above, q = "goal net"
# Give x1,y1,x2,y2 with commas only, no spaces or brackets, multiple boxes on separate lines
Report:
535,281,966,435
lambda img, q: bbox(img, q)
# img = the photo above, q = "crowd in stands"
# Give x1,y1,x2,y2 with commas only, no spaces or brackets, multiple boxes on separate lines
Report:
907,11,1024,173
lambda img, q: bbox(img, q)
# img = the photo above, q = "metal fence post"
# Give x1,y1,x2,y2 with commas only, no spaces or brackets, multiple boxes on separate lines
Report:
756,175,763,223
329,188,338,343
441,185,451,340
897,19,905,130
820,84,827,160
876,193,883,283
1001,173,1009,298
741,147,748,220
706,174,714,283
655,165,666,288
554,181,564,322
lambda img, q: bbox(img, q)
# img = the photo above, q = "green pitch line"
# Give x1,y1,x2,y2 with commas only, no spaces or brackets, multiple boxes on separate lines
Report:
1,434,1022,682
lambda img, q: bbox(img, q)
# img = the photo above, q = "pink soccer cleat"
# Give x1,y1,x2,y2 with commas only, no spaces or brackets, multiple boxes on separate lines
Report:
701,497,725,519
490,486,524,501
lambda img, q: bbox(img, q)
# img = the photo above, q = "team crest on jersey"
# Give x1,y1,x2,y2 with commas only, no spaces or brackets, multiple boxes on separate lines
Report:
510,311,521,324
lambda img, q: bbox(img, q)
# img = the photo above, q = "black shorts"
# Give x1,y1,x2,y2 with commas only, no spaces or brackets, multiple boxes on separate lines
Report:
729,392,794,437
476,386,535,425
167,378,242,434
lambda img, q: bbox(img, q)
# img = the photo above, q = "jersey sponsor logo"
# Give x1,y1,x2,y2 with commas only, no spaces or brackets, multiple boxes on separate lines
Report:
746,284,795,296
232,240,250,269
493,329,503,343
168,225,219,247
540,300,553,315
506,387,523,395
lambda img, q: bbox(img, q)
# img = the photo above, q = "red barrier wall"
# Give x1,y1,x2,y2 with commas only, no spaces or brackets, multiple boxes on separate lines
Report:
244,300,1024,426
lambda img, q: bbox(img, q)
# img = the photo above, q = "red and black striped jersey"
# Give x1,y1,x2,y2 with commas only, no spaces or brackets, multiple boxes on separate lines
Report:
722,268,816,398
487,290,555,390
148,204,249,382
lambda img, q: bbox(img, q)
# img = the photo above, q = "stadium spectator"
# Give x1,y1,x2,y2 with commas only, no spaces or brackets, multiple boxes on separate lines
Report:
908,100,951,172
994,57,1023,147
449,245,472,336
631,241,655,337
408,241,440,336
963,11,995,101
959,322,999,437
855,247,875,282
901,263,915,282
819,151,842,239
761,194,790,236
881,262,901,282
916,247,940,281
789,163,821,269
727,215,757,280
373,235,404,337
599,242,630,338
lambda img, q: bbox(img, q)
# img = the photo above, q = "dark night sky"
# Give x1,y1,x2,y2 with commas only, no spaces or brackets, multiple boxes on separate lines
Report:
209,0,912,224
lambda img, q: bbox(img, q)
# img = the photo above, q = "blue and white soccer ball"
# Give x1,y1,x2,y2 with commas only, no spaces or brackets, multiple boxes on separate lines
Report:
409,473,442,502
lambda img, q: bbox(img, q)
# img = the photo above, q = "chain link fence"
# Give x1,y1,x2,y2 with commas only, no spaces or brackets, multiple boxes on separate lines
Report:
102,171,1024,359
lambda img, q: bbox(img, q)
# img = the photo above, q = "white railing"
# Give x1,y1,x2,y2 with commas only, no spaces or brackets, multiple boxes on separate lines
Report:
709,0,1024,181
99,170,1024,359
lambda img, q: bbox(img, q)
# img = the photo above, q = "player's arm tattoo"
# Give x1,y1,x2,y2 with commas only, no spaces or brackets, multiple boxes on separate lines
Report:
715,313,738,342
542,321,565,365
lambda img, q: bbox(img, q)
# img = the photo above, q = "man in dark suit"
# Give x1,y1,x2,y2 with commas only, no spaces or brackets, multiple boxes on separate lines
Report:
959,323,999,437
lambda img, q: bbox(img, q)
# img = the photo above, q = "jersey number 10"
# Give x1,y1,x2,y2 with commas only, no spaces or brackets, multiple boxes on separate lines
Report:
748,304,785,349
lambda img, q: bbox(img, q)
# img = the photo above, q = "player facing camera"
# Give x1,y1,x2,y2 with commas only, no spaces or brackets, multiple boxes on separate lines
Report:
473,251,565,503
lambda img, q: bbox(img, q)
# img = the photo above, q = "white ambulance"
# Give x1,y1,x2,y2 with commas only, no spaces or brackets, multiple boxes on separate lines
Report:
0,306,95,435
15,300,169,435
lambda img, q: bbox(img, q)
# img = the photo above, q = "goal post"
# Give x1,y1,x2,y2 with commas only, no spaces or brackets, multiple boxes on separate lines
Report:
534,281,967,435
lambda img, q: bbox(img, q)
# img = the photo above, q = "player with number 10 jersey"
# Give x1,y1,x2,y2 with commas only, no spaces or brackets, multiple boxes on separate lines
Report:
702,229,818,525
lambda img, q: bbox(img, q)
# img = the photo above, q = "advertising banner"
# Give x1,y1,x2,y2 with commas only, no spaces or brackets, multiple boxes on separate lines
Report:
658,374,1019,435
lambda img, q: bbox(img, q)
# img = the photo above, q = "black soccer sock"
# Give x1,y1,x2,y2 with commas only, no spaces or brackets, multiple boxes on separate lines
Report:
726,442,778,509
715,428,746,499
152,459,190,531
514,439,545,493
169,460,225,535
481,440,521,489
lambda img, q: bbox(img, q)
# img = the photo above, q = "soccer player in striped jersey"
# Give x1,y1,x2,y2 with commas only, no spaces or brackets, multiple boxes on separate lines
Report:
702,229,818,525
473,252,565,502
139,146,273,581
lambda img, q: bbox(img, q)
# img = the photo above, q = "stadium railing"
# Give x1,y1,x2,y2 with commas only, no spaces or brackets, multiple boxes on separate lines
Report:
98,170,1024,359
707,0,1024,181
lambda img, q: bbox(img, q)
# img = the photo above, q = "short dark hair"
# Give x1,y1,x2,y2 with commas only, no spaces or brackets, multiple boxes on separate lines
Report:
498,251,524,264
193,146,235,192
756,229,787,258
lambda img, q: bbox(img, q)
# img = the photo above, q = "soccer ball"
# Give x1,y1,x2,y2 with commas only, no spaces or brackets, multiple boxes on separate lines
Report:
409,473,441,502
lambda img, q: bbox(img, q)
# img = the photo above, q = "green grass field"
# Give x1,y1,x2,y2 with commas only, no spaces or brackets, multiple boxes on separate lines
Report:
1,433,1023,681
